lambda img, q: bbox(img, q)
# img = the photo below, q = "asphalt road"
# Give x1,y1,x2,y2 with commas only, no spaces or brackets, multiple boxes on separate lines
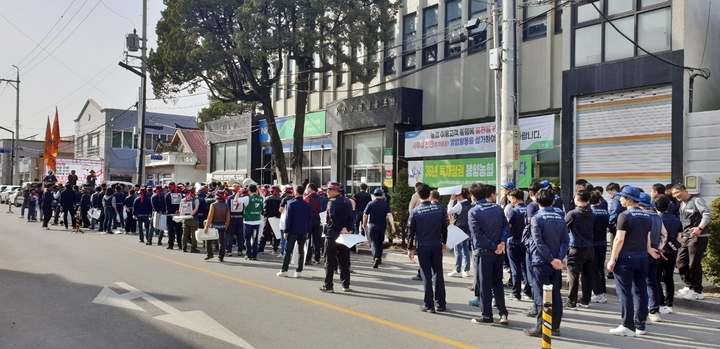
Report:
2,218,720,349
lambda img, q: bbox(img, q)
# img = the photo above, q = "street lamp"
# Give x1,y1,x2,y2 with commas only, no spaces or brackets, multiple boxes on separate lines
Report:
0,126,14,184
0,66,19,185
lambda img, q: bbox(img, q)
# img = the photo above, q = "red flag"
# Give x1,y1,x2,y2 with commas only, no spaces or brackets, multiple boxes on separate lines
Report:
52,107,60,158
43,117,56,172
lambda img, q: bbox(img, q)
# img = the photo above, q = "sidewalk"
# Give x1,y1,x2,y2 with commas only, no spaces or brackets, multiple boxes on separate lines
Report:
355,243,720,314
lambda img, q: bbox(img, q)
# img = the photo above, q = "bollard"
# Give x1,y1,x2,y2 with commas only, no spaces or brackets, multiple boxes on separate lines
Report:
542,284,553,349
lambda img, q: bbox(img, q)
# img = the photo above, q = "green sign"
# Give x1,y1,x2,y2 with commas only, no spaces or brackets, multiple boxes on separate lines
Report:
277,111,326,139
383,148,393,156
407,155,533,188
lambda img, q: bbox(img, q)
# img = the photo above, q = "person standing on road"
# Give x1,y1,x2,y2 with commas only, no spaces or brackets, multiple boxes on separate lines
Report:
151,186,166,245
672,184,713,301
606,186,656,337
67,170,78,187
506,188,531,301
353,183,372,236
606,182,625,280
320,182,355,293
519,182,542,317
654,194,681,314
164,182,183,250
363,188,395,269
277,185,311,278
407,183,448,313
181,187,201,253
409,182,425,281
304,184,323,265
590,192,610,304
102,188,118,234
60,184,76,230
243,185,265,261
524,188,569,338
468,183,509,325
41,185,55,230
227,184,248,257
134,187,153,244
639,192,667,323
205,191,230,261
564,189,596,310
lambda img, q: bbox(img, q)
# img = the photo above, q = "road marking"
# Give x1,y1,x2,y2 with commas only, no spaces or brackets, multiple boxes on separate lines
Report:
95,238,480,349
93,281,254,348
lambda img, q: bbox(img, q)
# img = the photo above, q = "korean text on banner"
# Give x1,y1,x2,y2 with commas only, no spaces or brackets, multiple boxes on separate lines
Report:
408,155,533,188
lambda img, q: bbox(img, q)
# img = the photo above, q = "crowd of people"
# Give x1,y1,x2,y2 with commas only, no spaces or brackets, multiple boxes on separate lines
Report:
15,171,713,339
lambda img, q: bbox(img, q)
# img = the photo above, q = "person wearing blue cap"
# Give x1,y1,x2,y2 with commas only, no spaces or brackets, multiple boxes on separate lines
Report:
539,180,564,211
589,191,610,304
639,192,667,323
363,188,396,268
499,182,515,215
607,186,658,337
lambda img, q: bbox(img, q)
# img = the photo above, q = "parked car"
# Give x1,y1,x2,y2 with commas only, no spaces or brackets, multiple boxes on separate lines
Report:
9,190,22,207
108,181,135,189
0,186,20,204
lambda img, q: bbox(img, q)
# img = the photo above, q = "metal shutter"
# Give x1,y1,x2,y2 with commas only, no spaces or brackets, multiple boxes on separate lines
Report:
574,85,672,192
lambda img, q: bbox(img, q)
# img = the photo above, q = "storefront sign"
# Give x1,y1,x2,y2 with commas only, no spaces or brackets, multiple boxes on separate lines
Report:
259,111,326,142
404,115,555,158
47,159,105,185
407,155,533,188
334,96,397,116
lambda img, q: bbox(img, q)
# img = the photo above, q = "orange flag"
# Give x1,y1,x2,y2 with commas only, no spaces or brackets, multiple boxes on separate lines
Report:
43,117,56,172
52,107,60,158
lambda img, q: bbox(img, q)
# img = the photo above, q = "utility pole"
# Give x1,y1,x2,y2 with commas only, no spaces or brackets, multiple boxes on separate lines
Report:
137,0,148,185
499,0,518,186
492,1,502,188
1,66,20,185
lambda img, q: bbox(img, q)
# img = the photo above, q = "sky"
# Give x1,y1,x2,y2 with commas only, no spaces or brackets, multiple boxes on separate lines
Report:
0,0,210,139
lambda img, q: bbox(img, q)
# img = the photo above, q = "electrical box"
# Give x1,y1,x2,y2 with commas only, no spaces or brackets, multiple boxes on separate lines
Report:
126,32,140,52
489,48,501,70
685,175,701,195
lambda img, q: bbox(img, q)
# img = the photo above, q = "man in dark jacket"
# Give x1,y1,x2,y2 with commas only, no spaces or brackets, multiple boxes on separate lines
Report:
304,183,323,264
134,187,153,243
123,190,137,234
363,188,395,268
90,187,103,230
41,185,56,229
320,182,355,293
506,189,531,301
60,184,76,229
80,188,91,228
114,184,127,231
277,186,311,278
164,182,183,249
564,189,596,310
353,183,372,235
151,186,166,245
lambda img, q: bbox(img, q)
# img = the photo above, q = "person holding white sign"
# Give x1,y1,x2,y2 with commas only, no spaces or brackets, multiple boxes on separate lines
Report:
180,187,201,253
205,191,231,261
447,188,472,278
277,185,311,278
319,182,355,293
164,182,184,250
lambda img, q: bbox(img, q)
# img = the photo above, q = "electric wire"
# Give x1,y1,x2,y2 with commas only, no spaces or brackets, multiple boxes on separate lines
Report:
99,0,136,28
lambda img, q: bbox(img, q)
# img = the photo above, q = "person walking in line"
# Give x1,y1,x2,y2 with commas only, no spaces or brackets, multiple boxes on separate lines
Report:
180,187,201,253
102,187,119,234
319,182,355,293
353,183,372,236
654,194,682,314
590,191,610,304
151,186,167,245
304,184,324,265
243,185,265,260
506,188,531,301
363,188,396,268
564,189,596,310
277,185,311,278
205,191,230,261
134,187,153,244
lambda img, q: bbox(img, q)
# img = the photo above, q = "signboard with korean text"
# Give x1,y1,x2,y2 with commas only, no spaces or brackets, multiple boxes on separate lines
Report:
404,114,555,158
259,111,326,142
407,155,533,188
47,159,105,185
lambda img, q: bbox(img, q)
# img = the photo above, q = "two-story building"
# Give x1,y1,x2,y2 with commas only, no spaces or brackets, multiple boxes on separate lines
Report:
144,129,208,185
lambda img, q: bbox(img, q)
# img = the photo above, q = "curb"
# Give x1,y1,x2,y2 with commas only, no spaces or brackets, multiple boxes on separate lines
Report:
356,246,720,314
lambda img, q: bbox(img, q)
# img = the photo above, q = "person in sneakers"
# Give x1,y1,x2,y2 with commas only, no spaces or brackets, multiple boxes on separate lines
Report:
204,191,230,261
134,187,153,244
590,192,610,304
672,184,712,301
655,194,681,314
606,182,625,280
243,185,265,260
447,188,472,278
520,182,542,317
320,182,355,293
353,183,372,236
164,182,183,249
180,187,201,253
607,186,657,337
277,186,311,278
523,188,568,337
506,188,531,301
639,192,667,323
564,189,596,310
227,184,248,257
407,183,448,312
304,184,323,265
151,186,166,245
363,188,395,268
468,183,509,325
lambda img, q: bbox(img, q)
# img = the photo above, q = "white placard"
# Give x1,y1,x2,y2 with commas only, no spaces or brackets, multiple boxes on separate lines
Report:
268,217,282,239
170,193,182,205
180,201,193,215
438,185,463,196
320,213,327,226
360,176,367,183
445,225,470,250
335,234,367,248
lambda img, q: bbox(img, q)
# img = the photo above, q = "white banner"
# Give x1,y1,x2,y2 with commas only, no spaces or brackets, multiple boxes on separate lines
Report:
47,159,105,185
404,114,555,158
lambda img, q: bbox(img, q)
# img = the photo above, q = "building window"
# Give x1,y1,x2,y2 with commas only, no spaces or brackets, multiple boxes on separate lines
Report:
211,140,248,172
76,136,83,154
343,130,385,194
442,0,462,58
309,72,317,92
468,0,488,53
383,25,397,76
572,0,671,67
402,13,417,71
145,133,172,152
422,6,438,65
87,133,100,157
351,47,360,83
282,147,331,187
286,59,294,99
335,68,345,87
524,1,549,40
111,131,134,149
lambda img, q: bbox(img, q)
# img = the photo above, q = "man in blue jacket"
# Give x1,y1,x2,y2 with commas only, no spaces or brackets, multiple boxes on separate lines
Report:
277,185,311,278
524,188,569,337
564,189,596,310
606,182,625,280
151,186,166,245
134,187,153,244
506,188,531,301
468,183,509,325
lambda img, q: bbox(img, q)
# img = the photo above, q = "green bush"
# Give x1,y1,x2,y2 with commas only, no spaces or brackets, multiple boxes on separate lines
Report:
390,168,414,245
702,178,720,286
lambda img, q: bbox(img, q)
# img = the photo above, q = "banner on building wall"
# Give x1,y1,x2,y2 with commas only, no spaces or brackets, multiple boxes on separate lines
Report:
259,111,326,142
46,159,105,185
404,114,555,158
407,155,532,188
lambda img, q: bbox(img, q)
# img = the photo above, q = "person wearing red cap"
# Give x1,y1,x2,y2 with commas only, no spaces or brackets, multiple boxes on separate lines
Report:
226,183,248,256
164,182,184,250
134,187,153,244
205,190,231,261
180,187,201,253
151,186,166,245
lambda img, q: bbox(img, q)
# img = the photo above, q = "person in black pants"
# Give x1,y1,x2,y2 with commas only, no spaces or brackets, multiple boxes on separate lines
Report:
407,183,448,313
304,184,323,264
277,186,311,277
319,182,355,293
41,185,55,230
165,182,183,249
60,184,76,229
564,189,596,309
589,192,610,304
656,195,681,314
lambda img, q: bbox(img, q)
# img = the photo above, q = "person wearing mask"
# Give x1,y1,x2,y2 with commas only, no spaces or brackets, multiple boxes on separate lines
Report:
124,190,137,234
447,188,472,278
180,187,201,253
243,184,265,260
227,184,248,257
506,188,531,301
672,184,712,301
320,182,355,293
134,187,153,244
277,185,311,278
304,183,323,265
564,189,596,310
60,184,76,230
407,183,448,312
606,182,625,280
589,192,610,304
102,187,119,234
639,192,667,323
204,190,230,261
164,182,183,250
67,170,78,187
151,186,166,245
468,183,509,325
353,183,372,236
41,185,56,230
606,186,656,337
363,188,395,269
523,188,569,338
654,194,681,314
